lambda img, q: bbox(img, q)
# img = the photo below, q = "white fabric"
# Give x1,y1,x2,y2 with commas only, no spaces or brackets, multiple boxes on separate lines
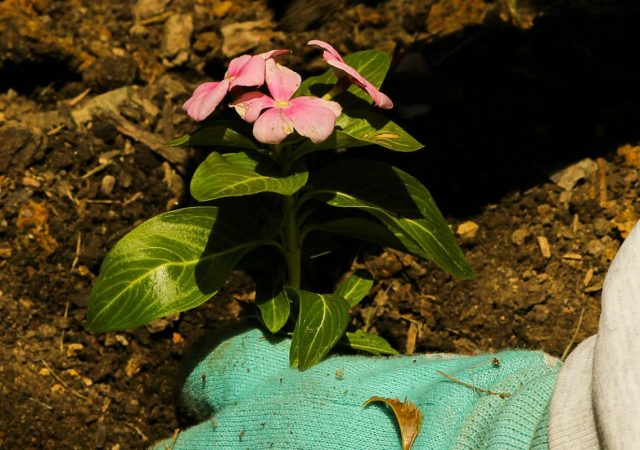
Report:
549,221,640,449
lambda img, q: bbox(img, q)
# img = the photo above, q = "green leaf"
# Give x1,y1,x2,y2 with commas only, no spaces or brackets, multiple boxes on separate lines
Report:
308,159,474,280
191,151,308,201
345,330,400,356
255,278,291,333
295,110,423,155
309,216,406,250
289,288,350,370
88,206,271,332
335,269,374,307
166,121,258,150
297,50,391,107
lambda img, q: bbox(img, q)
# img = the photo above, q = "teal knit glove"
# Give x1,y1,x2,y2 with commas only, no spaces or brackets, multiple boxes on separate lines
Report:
153,329,560,450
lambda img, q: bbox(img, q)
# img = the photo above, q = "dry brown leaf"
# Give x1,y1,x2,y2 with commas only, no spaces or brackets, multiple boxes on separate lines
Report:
363,396,423,450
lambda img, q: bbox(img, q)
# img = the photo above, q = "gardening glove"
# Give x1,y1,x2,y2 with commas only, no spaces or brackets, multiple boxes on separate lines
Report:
152,330,560,449
153,221,640,450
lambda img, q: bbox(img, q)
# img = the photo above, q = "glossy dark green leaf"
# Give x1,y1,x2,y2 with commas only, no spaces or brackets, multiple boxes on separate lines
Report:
289,288,350,370
295,110,423,155
191,151,308,201
297,50,391,107
88,207,272,332
308,159,474,280
255,279,291,333
308,216,406,250
345,330,400,356
166,121,257,149
335,269,374,307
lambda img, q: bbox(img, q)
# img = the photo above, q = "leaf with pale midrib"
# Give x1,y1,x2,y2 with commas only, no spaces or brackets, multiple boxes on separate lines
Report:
335,269,373,307
308,159,474,280
88,206,272,332
191,151,308,201
289,288,350,370
255,279,291,333
166,121,257,149
345,330,399,356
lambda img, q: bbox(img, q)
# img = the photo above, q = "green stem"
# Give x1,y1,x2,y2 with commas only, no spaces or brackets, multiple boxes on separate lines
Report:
283,194,301,289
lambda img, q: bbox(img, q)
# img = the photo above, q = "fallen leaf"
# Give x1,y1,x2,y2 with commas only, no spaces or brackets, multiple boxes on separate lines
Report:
363,396,423,450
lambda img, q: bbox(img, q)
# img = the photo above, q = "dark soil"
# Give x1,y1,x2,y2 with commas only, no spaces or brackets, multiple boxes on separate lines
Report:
2,0,640,448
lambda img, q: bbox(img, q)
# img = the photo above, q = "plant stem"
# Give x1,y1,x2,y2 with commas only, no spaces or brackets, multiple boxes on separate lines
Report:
283,194,301,289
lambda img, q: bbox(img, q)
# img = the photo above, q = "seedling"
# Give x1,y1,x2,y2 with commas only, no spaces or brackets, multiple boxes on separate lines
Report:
87,40,473,370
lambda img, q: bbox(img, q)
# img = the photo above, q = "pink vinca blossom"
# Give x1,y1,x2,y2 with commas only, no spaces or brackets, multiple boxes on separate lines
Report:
183,50,289,121
231,59,342,144
308,40,393,109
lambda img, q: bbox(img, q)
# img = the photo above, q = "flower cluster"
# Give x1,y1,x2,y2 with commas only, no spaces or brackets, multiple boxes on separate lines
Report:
182,40,393,145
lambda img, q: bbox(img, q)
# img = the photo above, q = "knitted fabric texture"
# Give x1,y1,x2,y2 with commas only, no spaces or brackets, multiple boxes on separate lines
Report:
153,329,560,450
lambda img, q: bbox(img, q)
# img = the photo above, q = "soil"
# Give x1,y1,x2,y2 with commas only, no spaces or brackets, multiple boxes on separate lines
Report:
2,0,640,448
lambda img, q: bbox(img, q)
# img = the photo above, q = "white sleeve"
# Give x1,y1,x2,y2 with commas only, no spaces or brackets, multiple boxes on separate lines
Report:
549,221,640,449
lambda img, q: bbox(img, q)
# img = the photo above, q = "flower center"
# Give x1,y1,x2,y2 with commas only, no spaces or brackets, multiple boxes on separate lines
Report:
275,100,290,108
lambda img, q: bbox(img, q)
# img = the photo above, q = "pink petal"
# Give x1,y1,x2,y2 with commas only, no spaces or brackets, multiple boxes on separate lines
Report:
226,55,252,78
286,97,340,144
229,55,266,88
307,40,345,64
293,96,342,118
182,79,230,121
259,49,291,60
325,59,394,109
265,59,301,102
230,91,276,123
252,108,294,144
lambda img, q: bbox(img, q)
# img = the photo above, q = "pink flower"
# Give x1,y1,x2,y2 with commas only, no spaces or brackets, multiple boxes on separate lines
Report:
231,59,342,144
308,40,393,109
183,50,290,121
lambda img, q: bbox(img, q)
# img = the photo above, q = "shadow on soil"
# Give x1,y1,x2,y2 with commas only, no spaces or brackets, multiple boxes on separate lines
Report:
382,0,640,216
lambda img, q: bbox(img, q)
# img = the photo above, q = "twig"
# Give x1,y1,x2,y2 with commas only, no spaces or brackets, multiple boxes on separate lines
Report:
165,429,181,450
67,88,91,107
436,370,510,398
71,232,82,272
561,307,585,361
126,423,149,441
109,113,189,170
81,162,112,179
139,11,173,26
60,299,70,353
28,396,54,410
40,359,90,401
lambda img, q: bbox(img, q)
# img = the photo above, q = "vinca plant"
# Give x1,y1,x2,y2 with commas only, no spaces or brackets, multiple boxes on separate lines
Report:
87,40,473,370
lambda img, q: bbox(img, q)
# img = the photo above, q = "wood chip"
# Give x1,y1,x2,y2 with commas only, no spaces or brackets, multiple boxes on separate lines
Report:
583,268,594,286
405,322,418,355
537,236,551,258
562,253,582,260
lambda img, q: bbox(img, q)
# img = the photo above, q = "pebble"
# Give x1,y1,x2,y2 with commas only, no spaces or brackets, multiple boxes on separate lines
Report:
132,0,170,21
162,14,193,67
511,227,529,246
456,220,479,239
585,239,605,257
593,217,610,237
100,175,116,195
38,324,57,338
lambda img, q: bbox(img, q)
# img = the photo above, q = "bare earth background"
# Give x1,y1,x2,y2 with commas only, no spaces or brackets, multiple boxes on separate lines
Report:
2,0,640,448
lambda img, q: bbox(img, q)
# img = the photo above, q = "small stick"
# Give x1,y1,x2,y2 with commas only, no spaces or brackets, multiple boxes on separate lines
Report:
28,396,54,410
60,300,70,353
126,423,149,441
561,307,585,361
165,429,181,450
67,88,91,107
436,370,510,398
81,162,112,179
71,232,82,272
597,158,608,207
40,360,89,401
